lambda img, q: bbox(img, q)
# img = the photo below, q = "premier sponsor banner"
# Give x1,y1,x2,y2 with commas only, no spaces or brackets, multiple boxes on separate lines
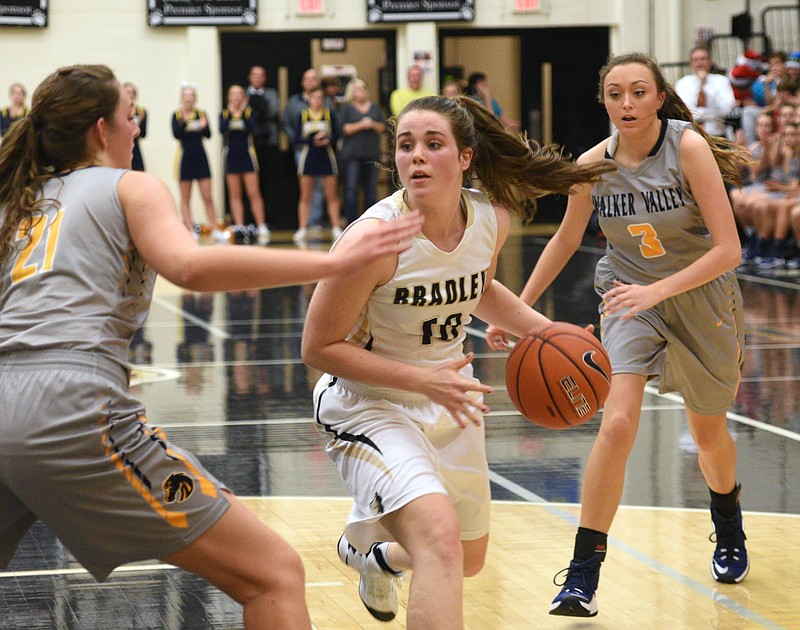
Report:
147,0,257,26
0,1,47,27
367,0,474,23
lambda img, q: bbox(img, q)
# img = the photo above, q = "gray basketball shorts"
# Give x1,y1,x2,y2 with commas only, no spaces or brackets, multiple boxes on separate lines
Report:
595,260,745,415
313,374,491,554
0,350,230,581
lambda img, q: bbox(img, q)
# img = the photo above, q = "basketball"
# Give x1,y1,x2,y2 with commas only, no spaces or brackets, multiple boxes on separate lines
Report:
505,322,611,429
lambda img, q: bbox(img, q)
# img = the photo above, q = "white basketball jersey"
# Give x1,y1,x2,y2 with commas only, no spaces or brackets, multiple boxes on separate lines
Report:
347,188,497,369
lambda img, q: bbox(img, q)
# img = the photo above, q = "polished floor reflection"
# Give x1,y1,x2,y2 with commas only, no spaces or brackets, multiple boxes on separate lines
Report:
2,231,799,629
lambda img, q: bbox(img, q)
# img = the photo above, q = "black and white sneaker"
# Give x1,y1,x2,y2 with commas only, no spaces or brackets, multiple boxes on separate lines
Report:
710,503,749,584
337,533,403,622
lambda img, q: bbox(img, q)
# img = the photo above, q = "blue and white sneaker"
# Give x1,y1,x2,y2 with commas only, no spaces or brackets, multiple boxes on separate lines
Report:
754,255,784,270
710,504,749,583
337,534,403,622
549,554,600,617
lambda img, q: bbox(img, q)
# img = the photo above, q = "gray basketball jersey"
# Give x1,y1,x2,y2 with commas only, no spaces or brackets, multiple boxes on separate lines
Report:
594,119,714,285
0,167,155,372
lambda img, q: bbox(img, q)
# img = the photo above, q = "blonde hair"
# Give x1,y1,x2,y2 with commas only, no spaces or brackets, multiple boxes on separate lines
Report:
343,78,368,103
386,95,614,221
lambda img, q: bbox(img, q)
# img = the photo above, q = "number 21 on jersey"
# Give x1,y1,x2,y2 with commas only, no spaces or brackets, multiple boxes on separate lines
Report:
11,209,64,283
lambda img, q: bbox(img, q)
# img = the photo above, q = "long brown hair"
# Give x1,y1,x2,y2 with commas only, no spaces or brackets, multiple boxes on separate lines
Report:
0,64,120,262
386,96,614,221
597,52,750,186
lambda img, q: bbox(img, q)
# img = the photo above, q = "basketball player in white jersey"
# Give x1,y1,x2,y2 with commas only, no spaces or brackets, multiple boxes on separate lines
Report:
0,64,425,630
487,52,751,618
301,95,613,628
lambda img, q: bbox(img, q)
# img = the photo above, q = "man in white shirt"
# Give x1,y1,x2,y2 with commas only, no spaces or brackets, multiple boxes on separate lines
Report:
675,45,736,137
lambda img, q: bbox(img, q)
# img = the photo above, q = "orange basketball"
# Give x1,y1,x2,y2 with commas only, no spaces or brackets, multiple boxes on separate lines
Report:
505,322,611,429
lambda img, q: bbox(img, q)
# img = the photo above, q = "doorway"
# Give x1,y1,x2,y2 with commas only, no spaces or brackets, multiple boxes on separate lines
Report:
220,30,396,230
440,26,609,223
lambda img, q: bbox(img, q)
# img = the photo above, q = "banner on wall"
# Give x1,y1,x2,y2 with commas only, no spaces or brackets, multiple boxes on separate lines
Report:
367,0,474,23
147,0,257,26
0,1,47,27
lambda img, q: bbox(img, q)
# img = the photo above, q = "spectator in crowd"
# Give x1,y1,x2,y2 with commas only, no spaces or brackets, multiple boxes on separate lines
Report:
785,51,800,86
740,51,787,143
171,82,225,242
734,115,800,269
465,71,521,130
293,86,341,243
675,44,736,137
748,121,800,269
441,79,464,99
245,65,281,218
321,75,342,111
337,78,386,225
123,82,147,171
284,68,331,232
0,82,28,140
389,65,436,117
732,111,776,265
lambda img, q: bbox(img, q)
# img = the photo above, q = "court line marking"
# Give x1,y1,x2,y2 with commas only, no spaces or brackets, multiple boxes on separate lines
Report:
151,294,230,339
466,325,800,443
3,498,792,628
0,562,341,589
647,385,800,442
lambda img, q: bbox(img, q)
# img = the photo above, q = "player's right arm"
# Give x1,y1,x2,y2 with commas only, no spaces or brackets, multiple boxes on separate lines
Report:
118,171,423,292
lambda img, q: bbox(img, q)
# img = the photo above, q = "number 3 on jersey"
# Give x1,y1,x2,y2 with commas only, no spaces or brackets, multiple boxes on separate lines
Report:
628,222,666,258
11,209,64,283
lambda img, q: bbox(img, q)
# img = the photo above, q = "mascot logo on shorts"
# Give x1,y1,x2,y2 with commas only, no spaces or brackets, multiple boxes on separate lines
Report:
370,493,385,515
163,472,195,503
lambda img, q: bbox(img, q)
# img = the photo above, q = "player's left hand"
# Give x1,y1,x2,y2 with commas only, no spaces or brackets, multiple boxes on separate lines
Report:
485,324,509,350
603,280,664,321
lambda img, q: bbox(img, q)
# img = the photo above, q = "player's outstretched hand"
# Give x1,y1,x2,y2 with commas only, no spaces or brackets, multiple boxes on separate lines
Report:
331,212,424,275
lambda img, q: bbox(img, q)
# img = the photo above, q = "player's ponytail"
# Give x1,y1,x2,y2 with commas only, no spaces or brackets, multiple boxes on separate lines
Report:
0,64,120,262
387,95,613,221
462,97,613,220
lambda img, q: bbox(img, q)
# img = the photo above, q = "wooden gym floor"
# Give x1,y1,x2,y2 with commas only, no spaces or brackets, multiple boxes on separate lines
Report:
2,230,798,629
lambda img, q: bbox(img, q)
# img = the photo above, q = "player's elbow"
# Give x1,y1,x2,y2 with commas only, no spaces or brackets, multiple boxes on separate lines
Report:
300,335,321,370
722,241,742,271
164,253,213,292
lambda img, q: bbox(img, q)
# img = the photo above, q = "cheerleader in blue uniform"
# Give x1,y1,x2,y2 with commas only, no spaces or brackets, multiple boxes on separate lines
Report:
172,83,225,242
123,82,147,171
220,85,269,245
293,86,342,243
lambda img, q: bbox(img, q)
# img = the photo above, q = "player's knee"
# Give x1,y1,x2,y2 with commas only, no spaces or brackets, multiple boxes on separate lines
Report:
693,426,733,454
415,519,463,573
241,544,306,605
598,410,637,450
